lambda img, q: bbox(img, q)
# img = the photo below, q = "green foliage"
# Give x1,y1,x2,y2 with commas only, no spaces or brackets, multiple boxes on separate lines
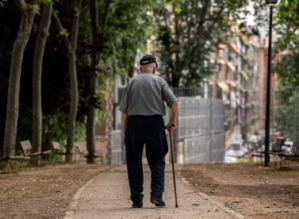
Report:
43,114,86,145
273,0,299,87
1,0,267,154
0,0,88,154
272,1,299,140
76,0,157,129
15,109,85,149
273,52,299,86
59,28,69,38
155,0,235,87
153,0,279,87
101,0,160,78
275,0,299,52
41,0,52,5
31,4,41,15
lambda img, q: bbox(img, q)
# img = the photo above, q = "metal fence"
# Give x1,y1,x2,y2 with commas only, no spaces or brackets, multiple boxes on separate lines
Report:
273,88,299,143
111,87,225,164
111,85,299,164
173,87,203,97
110,130,125,165
176,97,225,163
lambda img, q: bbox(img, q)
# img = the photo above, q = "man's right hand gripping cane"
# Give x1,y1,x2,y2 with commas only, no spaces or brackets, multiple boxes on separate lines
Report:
166,101,179,132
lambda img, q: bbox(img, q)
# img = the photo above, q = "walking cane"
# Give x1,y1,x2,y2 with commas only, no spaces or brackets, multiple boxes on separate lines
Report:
169,131,178,208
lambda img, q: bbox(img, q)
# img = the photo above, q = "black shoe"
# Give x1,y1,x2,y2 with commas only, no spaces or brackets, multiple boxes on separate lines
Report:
131,195,143,208
132,201,143,208
150,196,166,207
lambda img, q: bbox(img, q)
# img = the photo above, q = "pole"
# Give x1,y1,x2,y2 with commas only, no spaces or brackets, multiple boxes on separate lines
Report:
169,132,178,208
264,5,273,167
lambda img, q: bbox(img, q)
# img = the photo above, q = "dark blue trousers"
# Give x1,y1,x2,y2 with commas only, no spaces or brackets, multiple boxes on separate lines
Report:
125,115,168,200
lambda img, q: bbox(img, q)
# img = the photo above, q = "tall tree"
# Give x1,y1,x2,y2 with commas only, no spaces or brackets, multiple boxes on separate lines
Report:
53,0,83,163
2,0,40,168
100,0,160,162
76,0,159,163
272,0,299,141
85,0,111,164
273,0,299,85
31,0,52,164
155,0,259,87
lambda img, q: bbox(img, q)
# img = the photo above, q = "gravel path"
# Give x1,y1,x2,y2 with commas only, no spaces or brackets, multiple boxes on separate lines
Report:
65,165,244,219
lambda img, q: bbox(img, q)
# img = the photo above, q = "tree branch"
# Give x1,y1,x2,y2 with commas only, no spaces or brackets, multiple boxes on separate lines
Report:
15,0,27,10
52,9,70,48
70,0,82,51
190,0,210,55
187,2,225,70
15,0,41,11
101,0,112,34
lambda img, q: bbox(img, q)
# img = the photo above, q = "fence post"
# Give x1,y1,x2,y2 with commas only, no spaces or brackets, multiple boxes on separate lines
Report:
209,99,213,163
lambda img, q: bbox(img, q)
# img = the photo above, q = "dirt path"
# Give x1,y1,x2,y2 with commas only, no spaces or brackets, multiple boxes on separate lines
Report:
65,165,243,219
180,163,299,219
0,163,113,218
1,162,298,218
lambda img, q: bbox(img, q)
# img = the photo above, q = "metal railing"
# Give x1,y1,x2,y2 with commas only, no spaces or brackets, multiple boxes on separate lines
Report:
173,87,203,97
273,88,299,143
112,86,225,164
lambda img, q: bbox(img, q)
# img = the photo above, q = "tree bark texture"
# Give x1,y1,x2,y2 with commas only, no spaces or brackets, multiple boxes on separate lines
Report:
65,0,83,163
86,0,98,164
31,3,52,165
86,0,111,164
2,0,40,169
105,79,115,164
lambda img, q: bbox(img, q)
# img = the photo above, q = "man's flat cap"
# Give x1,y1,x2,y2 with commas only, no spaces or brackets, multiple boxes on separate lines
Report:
139,54,158,67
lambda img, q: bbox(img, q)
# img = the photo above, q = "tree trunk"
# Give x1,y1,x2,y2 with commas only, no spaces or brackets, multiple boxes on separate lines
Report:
31,3,52,165
65,0,82,163
86,0,98,164
105,79,115,164
2,0,40,170
86,0,111,164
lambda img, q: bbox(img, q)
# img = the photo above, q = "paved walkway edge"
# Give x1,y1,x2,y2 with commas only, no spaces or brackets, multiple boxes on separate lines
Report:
180,177,245,219
64,169,107,219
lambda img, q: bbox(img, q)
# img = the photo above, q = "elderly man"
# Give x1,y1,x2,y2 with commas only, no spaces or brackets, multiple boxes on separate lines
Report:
119,54,179,208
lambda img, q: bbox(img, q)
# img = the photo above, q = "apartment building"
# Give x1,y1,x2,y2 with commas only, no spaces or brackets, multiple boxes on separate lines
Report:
209,27,270,144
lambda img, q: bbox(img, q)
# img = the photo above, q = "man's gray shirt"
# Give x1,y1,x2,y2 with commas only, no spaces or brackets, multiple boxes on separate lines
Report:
119,72,178,116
